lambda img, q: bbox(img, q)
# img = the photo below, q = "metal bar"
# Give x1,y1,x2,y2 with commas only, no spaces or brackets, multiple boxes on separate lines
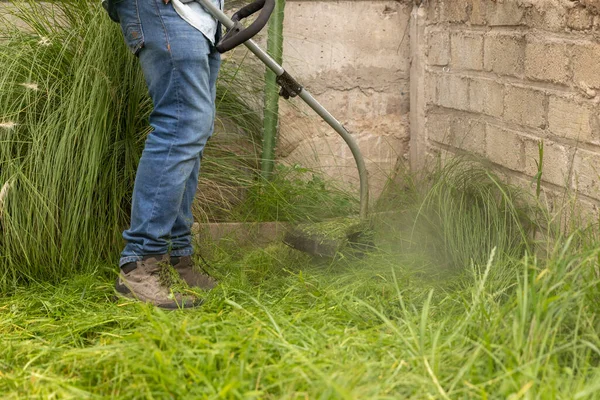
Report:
261,0,285,178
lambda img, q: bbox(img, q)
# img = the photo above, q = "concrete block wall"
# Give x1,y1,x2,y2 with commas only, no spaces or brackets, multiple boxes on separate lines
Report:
278,0,412,197
413,0,600,212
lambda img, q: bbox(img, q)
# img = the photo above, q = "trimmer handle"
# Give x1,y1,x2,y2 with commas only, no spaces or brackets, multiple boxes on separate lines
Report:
216,0,276,53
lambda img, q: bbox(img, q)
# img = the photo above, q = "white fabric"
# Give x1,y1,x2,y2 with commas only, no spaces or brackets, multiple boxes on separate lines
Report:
172,0,224,45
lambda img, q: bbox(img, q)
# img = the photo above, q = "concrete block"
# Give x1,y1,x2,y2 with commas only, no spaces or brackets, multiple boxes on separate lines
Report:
195,222,290,249
505,174,536,199
504,86,547,129
548,96,597,143
436,75,470,111
422,1,441,25
423,147,443,169
284,134,347,174
567,7,594,30
525,39,569,84
356,134,406,163
451,32,484,71
524,139,572,187
486,1,525,26
0,3,38,32
572,43,600,89
439,0,471,23
576,200,600,228
283,1,411,82
426,112,453,145
580,0,600,14
524,3,567,32
426,113,486,155
428,31,450,66
470,1,487,25
304,66,408,99
573,149,600,199
425,73,437,105
283,132,406,199
469,78,504,117
315,87,406,121
454,118,486,155
358,135,408,197
486,124,524,171
484,33,526,77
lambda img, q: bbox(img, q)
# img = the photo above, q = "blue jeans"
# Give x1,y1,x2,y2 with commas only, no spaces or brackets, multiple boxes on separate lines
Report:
114,0,221,267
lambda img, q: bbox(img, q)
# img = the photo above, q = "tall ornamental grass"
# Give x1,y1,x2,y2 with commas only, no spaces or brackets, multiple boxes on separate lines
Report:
0,0,262,288
375,158,536,271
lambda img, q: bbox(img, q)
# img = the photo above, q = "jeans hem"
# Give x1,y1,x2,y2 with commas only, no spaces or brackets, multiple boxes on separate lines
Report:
170,248,194,257
119,255,143,268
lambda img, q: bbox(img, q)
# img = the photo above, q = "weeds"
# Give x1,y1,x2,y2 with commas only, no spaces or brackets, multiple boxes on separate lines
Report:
231,163,357,223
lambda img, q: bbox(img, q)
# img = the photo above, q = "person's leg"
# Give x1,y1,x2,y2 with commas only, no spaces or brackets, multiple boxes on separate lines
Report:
168,155,199,258
170,46,221,257
116,0,217,267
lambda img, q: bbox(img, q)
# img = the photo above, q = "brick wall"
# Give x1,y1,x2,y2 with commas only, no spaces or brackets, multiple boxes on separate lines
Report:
412,0,600,213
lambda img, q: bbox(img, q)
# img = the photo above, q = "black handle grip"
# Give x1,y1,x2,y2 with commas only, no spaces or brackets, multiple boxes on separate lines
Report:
216,0,275,53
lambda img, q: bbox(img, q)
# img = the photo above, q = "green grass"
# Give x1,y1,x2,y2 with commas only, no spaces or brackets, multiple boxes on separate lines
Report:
1,238,599,398
1,159,599,398
1,2,599,398
229,163,358,224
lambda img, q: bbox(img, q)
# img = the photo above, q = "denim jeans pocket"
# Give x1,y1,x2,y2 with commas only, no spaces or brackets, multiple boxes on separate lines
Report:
113,0,145,55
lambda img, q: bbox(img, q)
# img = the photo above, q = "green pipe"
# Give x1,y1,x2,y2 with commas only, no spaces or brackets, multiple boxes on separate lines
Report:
261,0,285,179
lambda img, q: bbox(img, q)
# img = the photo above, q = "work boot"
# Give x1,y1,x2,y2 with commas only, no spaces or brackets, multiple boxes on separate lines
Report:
115,254,201,309
171,255,218,291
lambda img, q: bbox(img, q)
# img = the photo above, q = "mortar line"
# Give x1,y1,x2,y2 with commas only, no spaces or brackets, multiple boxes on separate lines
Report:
427,67,576,95
428,106,600,154
426,24,600,43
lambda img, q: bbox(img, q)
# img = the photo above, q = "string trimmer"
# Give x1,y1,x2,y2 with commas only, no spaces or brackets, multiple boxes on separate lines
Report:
195,0,372,257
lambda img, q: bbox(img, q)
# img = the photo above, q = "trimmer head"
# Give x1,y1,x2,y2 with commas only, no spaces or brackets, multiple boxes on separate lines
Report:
283,217,374,258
